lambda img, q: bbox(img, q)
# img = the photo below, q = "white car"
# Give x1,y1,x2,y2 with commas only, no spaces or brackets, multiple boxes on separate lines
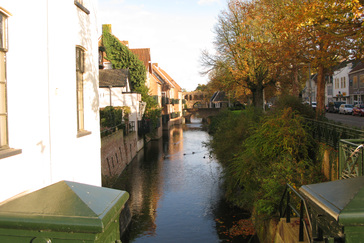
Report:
339,104,353,115
311,102,317,110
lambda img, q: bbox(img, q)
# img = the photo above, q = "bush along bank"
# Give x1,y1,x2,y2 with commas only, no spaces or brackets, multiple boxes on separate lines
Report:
207,96,326,239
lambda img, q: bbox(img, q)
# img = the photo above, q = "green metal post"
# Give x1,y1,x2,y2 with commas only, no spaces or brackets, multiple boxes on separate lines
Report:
286,192,291,223
299,200,304,241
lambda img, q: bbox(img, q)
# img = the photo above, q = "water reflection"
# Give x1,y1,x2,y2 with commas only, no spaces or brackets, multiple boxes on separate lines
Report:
113,119,257,243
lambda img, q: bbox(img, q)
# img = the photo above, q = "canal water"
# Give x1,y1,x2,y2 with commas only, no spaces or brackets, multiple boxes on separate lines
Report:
112,118,258,243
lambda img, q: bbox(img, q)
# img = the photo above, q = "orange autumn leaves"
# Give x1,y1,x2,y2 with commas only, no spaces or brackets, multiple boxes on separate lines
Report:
204,0,363,112
215,217,256,240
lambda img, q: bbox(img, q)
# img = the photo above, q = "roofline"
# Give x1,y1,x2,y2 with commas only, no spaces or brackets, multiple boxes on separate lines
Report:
153,66,175,88
349,69,364,75
99,85,125,88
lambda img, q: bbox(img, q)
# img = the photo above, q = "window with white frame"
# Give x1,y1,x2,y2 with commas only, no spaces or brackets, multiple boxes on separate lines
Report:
335,78,339,89
76,46,85,133
0,11,8,149
343,77,346,88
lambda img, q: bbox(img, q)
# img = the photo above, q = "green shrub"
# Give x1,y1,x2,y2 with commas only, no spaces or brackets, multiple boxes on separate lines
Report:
271,95,315,119
208,108,261,165
100,106,123,128
224,108,323,216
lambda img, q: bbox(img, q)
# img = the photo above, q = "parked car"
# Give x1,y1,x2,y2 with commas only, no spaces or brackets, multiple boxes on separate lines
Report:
311,102,317,110
352,104,364,116
328,101,345,113
339,104,354,115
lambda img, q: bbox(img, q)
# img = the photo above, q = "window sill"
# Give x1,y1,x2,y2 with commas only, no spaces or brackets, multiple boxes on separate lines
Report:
74,1,90,15
0,148,22,160
77,130,92,138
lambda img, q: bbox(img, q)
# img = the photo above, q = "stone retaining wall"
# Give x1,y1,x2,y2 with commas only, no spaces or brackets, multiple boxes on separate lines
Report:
101,130,139,186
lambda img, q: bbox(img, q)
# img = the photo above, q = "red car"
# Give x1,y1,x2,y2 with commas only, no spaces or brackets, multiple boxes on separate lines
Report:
352,104,364,116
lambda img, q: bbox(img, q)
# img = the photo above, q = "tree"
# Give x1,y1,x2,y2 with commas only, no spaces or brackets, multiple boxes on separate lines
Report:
266,0,363,116
204,0,363,114
202,0,279,109
195,83,208,91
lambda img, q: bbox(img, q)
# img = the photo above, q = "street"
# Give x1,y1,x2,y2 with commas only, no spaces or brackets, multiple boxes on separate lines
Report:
325,112,364,130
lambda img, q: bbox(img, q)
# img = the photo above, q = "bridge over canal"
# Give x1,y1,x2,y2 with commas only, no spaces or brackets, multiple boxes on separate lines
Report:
183,108,222,123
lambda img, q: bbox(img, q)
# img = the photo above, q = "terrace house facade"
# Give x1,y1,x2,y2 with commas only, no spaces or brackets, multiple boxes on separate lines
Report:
152,63,183,130
349,61,364,104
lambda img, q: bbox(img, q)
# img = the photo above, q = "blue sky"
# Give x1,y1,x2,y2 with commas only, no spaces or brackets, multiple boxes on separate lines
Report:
98,0,225,91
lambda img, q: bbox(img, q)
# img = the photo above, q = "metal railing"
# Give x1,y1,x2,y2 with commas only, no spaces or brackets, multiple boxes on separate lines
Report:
124,121,135,135
339,139,364,179
305,118,364,150
100,123,124,138
100,121,135,138
279,184,312,243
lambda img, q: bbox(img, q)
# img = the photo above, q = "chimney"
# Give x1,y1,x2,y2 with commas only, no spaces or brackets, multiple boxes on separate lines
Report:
102,24,112,34
121,41,129,47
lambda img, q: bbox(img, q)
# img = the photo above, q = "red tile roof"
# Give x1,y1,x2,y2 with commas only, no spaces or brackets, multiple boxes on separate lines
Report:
130,48,152,73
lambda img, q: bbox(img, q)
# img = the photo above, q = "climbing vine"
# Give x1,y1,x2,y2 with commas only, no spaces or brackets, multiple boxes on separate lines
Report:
102,27,146,90
101,25,161,129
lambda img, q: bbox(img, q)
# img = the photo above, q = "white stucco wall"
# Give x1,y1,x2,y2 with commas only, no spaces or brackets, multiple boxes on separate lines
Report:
0,0,101,203
99,88,141,132
99,87,128,108
333,63,352,103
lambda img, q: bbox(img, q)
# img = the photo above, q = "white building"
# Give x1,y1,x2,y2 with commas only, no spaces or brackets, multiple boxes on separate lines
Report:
98,68,145,149
0,1,101,203
332,62,353,103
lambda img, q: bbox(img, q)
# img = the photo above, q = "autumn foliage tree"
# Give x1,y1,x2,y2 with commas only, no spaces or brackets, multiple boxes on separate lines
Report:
203,0,363,114
276,0,363,116
202,1,280,109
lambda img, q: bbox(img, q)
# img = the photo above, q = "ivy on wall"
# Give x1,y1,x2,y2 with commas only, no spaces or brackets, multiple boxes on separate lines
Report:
101,25,161,130
102,26,146,90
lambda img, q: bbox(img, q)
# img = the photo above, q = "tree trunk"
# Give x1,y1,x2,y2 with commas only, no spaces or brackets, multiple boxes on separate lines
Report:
316,65,326,118
252,85,264,110
292,68,299,97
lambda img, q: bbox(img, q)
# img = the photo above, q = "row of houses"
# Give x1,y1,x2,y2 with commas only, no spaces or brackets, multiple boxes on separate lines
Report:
302,61,364,105
0,1,183,206
98,25,183,141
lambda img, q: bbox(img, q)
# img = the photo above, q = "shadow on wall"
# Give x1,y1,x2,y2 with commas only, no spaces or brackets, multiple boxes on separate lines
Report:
77,4,100,121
